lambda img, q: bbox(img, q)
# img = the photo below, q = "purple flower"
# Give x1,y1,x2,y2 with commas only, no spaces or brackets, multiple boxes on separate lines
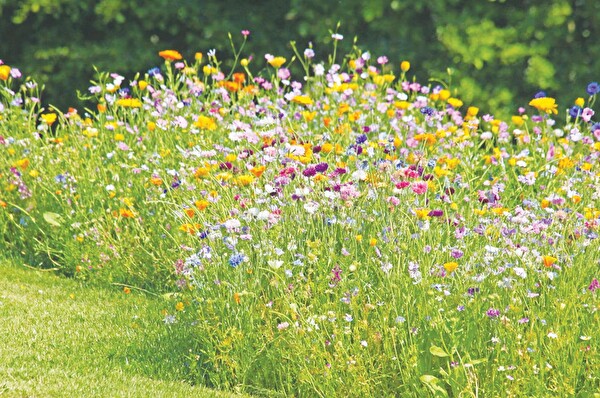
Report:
486,308,501,318
569,106,582,119
356,134,367,144
587,82,599,96
589,278,599,292
315,162,329,173
534,91,547,98
302,166,317,177
428,209,444,217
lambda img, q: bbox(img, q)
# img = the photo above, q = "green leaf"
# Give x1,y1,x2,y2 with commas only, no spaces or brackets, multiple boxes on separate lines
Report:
430,345,449,357
43,212,63,227
419,375,449,397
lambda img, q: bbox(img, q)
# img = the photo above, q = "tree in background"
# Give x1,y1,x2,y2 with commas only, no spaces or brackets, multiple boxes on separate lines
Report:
1,0,598,115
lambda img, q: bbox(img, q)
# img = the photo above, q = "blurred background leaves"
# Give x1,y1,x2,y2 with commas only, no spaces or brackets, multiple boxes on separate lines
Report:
1,0,598,115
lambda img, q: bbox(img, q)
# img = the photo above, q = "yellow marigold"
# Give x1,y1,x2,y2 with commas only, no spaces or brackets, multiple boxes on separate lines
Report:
159,50,183,61
443,262,458,273
268,56,286,68
194,115,217,130
291,95,313,106
447,97,463,108
529,97,558,115
438,89,451,101
0,65,11,81
116,98,142,108
400,61,411,72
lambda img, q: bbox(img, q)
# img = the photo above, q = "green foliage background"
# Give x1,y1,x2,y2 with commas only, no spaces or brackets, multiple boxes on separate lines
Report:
1,0,598,114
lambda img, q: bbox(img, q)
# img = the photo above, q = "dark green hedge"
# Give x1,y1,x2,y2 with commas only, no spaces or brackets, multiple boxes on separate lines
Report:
1,0,598,114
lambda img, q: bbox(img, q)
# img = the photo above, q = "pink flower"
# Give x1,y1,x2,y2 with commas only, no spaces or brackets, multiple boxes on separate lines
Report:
411,181,428,195
581,108,594,123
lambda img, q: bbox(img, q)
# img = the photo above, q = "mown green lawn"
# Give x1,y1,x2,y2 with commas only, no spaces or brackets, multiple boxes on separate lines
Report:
0,259,247,398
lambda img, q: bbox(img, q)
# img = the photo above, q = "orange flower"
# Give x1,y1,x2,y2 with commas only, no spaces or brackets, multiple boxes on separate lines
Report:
233,292,241,304
159,50,183,61
542,255,557,268
119,208,135,218
0,65,10,81
232,72,246,84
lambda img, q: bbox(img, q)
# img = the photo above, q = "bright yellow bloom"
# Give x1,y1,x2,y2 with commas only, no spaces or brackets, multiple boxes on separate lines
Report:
575,97,585,107
41,113,57,125
138,80,148,90
369,238,377,247
292,95,313,106
195,199,209,211
400,61,410,72
159,50,183,61
447,97,463,108
14,158,29,170
529,97,558,115
268,56,286,68
0,65,10,81
175,301,185,311
542,255,557,268
116,98,142,108
119,208,135,218
443,262,458,273
194,115,217,130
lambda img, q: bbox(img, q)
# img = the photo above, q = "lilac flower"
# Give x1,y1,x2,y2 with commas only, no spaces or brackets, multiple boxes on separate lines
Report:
486,308,501,318
589,278,599,292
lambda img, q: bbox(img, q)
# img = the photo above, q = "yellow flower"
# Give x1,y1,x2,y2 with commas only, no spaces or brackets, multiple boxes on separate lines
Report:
575,97,585,107
443,262,458,273
116,98,142,108
195,199,209,211
447,97,463,108
159,50,183,61
414,208,430,220
400,61,410,72
195,52,203,62
138,80,148,90
511,115,524,126
119,208,135,218
0,65,11,81
268,56,286,68
542,255,557,268
292,95,313,106
467,106,479,117
529,97,558,115
175,301,185,311
41,113,57,125
369,238,377,247
194,115,217,130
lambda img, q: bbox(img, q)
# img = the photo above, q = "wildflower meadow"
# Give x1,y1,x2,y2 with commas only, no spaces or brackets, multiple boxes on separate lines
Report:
1,33,599,396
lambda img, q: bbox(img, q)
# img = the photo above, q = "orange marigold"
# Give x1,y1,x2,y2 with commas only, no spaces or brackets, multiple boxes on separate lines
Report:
159,50,183,61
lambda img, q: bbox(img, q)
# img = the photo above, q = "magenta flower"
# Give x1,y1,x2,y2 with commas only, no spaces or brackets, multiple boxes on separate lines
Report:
589,278,599,292
411,181,428,195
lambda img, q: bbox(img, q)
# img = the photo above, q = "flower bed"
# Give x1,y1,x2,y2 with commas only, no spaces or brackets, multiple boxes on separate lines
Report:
1,36,599,396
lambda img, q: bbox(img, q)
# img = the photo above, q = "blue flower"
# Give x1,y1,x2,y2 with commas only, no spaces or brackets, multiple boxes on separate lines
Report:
228,253,245,268
587,82,599,96
569,105,582,118
147,67,161,77
534,90,547,99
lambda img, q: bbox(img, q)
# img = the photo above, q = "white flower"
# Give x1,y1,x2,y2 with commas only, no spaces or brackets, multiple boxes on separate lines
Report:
547,332,558,339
